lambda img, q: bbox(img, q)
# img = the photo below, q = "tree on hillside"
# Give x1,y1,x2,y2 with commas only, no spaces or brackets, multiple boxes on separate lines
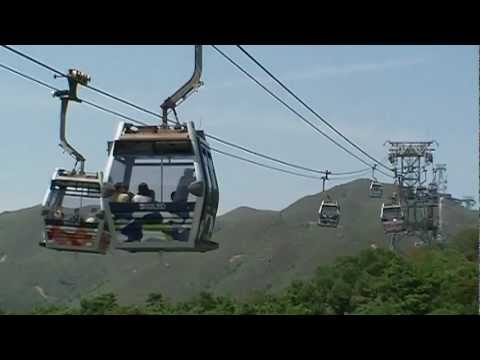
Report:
413,248,478,314
145,293,174,314
23,231,478,315
80,293,118,315
175,291,238,315
449,227,478,262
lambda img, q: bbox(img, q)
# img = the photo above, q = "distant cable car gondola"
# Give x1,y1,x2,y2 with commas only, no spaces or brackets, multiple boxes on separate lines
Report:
40,70,111,254
369,181,383,198
380,200,405,234
41,169,110,253
369,165,383,198
318,198,340,228
102,45,219,253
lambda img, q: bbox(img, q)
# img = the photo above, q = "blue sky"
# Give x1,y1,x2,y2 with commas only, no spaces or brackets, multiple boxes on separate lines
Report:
0,45,477,214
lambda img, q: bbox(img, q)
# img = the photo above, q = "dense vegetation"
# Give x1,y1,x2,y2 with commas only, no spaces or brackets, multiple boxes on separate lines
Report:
3,228,478,315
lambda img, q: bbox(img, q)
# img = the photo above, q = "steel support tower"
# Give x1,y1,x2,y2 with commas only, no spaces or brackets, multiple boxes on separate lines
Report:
384,141,439,249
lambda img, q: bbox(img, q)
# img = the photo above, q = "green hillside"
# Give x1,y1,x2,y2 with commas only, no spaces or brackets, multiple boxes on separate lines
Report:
0,179,477,312
21,231,480,315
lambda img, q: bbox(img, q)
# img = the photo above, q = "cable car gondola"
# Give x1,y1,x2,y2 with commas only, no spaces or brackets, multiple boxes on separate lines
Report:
368,165,383,198
103,122,218,253
102,45,219,253
369,181,383,198
318,199,340,228
40,70,111,254
380,202,405,234
41,169,110,253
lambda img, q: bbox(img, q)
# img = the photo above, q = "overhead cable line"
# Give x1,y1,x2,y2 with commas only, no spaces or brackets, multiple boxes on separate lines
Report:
210,45,392,178
1,52,373,178
0,63,58,91
1,61,372,184
210,147,325,180
0,62,149,126
1,48,389,179
236,45,393,173
1,45,166,122
2,44,393,178
211,147,370,183
206,133,369,176
1,45,65,77
328,169,372,182
81,100,149,126
1,62,369,178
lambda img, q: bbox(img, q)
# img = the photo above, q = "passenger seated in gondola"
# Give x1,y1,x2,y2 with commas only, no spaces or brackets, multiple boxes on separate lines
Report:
122,183,160,243
69,208,81,224
172,168,195,203
121,219,144,242
322,206,338,219
171,168,195,219
132,183,154,203
320,196,339,220
112,183,132,203
85,208,99,224
53,208,64,220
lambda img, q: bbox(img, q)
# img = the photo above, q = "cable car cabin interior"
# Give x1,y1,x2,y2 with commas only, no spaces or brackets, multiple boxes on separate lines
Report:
369,180,383,198
40,169,110,254
103,122,219,253
318,200,340,228
380,203,405,234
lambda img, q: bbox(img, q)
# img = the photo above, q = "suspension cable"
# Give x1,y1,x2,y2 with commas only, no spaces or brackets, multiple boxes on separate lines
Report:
0,63,58,91
1,45,166,122
210,147,325,180
236,45,393,173
0,62,149,126
211,45,392,178
2,44,393,179
0,61,377,184
1,61,374,178
1,53,391,180
206,133,369,176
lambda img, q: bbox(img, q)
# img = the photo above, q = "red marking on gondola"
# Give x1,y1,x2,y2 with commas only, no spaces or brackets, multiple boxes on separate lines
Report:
47,227,94,247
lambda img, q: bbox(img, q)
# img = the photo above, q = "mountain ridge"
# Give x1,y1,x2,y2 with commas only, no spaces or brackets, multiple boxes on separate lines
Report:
0,178,476,312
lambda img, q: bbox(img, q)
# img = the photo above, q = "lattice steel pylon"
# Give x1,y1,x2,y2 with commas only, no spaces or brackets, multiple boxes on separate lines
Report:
384,140,439,249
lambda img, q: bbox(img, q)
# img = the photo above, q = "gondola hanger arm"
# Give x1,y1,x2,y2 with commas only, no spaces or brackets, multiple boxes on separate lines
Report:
53,69,91,173
160,45,203,127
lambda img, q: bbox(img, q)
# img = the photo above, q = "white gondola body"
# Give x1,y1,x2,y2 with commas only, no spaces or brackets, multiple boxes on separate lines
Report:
318,200,340,228
380,203,406,234
369,180,383,198
40,169,111,254
102,121,219,253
